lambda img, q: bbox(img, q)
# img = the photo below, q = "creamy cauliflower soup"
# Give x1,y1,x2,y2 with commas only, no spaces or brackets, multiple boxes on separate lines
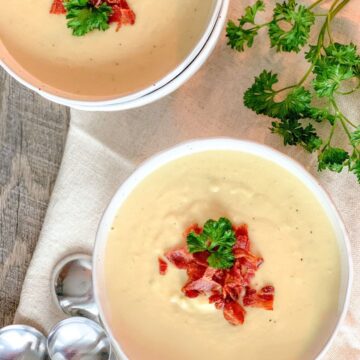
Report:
0,0,215,99
102,151,340,360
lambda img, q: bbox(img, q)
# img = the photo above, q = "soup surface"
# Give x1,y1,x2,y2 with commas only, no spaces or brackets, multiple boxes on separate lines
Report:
102,151,340,360
0,0,214,99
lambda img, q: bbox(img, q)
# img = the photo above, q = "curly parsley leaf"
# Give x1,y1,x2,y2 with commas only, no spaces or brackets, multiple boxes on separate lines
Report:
324,43,360,67
271,120,322,152
186,232,208,253
226,22,259,51
240,0,265,25
313,63,354,98
65,0,112,36
244,70,313,120
318,147,349,173
187,217,236,269
229,1,360,184
350,126,360,147
202,218,236,250
268,0,315,53
305,44,320,64
226,0,265,51
352,160,360,182
307,107,336,125
312,43,360,97
208,247,235,269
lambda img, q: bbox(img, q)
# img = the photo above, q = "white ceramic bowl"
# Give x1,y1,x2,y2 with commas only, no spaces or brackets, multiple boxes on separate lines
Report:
69,0,229,112
93,138,352,360
0,0,228,111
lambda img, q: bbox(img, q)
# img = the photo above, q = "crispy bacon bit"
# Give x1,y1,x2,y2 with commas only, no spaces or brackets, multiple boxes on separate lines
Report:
223,266,244,301
165,248,192,269
223,301,246,325
183,289,200,298
243,285,275,310
234,224,250,251
192,251,210,267
209,293,224,310
158,257,168,275
50,0,136,32
186,261,207,281
50,0,66,14
108,1,136,31
234,248,264,270
161,223,274,326
182,268,221,295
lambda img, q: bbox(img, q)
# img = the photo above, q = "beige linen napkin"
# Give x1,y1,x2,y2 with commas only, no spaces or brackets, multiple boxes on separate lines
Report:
15,1,360,358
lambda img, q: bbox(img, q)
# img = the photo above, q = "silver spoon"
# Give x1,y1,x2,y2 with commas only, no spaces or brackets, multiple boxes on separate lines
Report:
47,317,111,360
53,254,100,323
52,255,118,359
0,324,48,360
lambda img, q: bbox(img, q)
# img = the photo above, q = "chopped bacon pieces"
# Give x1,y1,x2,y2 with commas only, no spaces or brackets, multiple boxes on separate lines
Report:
50,0,66,14
182,267,221,294
165,248,192,269
49,0,136,32
186,261,207,281
234,224,250,251
243,285,275,310
209,293,224,310
162,223,275,326
158,257,168,275
107,0,136,31
109,7,136,31
234,248,264,270
223,300,246,325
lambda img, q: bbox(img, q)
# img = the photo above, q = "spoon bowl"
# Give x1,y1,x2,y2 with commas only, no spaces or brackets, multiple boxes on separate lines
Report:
47,317,111,360
53,254,100,322
0,324,47,360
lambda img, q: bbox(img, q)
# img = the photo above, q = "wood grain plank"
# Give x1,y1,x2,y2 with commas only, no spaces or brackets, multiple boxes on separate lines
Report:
0,68,70,327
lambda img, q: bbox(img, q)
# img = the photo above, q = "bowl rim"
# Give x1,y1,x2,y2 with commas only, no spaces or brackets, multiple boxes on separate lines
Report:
93,138,353,360
0,0,224,107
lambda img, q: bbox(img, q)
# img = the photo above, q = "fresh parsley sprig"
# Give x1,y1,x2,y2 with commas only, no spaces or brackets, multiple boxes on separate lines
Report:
64,0,112,36
227,0,360,184
187,218,236,269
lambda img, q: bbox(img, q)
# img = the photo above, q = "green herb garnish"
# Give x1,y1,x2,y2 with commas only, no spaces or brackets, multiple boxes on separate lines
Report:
227,0,360,184
187,217,236,269
64,0,112,36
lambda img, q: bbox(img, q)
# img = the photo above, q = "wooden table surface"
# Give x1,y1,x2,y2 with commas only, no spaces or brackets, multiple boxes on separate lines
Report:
0,68,70,327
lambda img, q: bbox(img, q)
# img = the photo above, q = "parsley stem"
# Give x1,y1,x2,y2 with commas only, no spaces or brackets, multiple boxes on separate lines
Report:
329,0,342,14
275,84,297,93
308,0,327,10
329,98,360,159
339,117,353,142
331,99,357,129
336,78,360,95
298,65,314,87
326,17,334,43
246,20,276,32
298,22,327,86
340,114,357,129
333,109,358,156
323,121,337,149
298,0,347,87
330,0,351,20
